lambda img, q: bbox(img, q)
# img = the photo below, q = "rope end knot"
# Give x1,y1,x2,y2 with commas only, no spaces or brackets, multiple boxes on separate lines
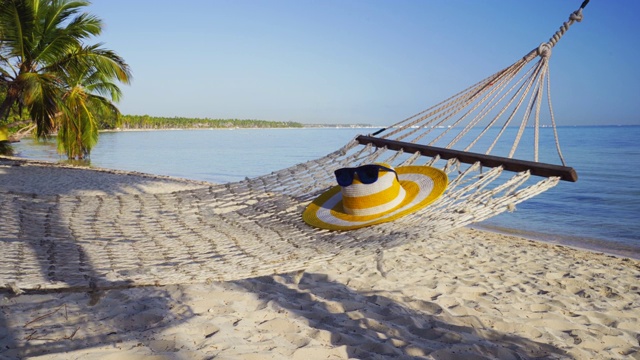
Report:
570,9,584,22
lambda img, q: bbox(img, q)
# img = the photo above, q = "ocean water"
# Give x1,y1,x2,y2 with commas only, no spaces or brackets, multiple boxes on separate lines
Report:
10,126,640,259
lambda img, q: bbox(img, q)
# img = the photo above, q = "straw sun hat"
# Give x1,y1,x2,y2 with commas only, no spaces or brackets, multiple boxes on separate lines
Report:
303,163,448,231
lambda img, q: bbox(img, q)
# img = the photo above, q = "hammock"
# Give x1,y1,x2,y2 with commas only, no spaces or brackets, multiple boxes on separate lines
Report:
0,2,587,292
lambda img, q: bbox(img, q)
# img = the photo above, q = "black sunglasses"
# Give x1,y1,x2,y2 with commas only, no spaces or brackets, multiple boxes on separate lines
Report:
334,164,398,187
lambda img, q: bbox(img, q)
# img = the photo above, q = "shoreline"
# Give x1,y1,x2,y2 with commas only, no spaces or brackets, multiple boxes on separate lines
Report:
1,157,639,359
472,223,640,261
98,125,379,133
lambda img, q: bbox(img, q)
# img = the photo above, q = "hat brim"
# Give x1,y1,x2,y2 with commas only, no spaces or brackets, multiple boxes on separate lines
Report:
303,166,448,231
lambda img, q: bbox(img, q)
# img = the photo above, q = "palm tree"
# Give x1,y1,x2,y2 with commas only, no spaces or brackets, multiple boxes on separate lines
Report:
0,0,131,158
56,44,129,159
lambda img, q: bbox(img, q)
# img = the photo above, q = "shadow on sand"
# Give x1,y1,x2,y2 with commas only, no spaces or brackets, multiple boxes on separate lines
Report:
235,273,570,359
0,159,202,359
1,272,570,359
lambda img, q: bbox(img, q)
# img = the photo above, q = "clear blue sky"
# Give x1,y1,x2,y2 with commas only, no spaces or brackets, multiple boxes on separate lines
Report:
87,0,640,126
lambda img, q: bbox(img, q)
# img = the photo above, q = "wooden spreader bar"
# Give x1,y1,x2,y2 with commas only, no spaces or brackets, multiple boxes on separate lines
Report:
356,135,578,182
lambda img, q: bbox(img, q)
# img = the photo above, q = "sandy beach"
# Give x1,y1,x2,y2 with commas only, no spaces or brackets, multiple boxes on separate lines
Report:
1,158,639,359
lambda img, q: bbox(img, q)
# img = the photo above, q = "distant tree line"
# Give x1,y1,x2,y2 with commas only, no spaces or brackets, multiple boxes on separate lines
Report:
105,115,304,130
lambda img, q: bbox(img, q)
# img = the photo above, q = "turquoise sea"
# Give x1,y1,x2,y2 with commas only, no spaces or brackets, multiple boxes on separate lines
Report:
10,126,640,259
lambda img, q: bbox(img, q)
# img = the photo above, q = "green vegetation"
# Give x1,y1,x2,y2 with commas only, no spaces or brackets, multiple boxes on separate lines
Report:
0,0,131,159
111,115,304,130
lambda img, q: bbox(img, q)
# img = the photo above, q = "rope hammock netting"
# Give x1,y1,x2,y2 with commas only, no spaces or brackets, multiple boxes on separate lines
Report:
0,2,588,291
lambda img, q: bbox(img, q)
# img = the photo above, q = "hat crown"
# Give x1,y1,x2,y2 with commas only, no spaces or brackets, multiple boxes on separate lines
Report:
341,165,406,216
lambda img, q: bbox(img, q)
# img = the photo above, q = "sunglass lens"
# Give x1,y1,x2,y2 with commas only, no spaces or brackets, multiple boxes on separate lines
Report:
358,165,380,184
334,168,354,186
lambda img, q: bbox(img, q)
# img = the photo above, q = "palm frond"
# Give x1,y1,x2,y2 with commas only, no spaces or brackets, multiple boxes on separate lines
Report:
0,0,36,61
20,71,60,136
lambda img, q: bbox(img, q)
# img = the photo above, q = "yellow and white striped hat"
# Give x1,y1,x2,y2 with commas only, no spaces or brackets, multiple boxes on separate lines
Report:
303,164,448,231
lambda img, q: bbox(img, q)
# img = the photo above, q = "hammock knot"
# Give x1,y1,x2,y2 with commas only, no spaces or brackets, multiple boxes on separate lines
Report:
537,43,552,59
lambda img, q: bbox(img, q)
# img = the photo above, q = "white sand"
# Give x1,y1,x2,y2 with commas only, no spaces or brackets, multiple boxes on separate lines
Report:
0,157,209,196
1,158,639,359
